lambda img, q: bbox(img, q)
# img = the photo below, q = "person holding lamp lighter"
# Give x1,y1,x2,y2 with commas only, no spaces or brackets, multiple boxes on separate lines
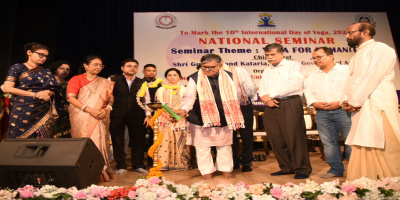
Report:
175,54,245,180
155,68,190,171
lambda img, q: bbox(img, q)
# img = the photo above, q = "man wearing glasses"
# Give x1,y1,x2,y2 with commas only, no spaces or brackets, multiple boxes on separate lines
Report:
304,47,352,179
175,54,245,180
259,43,312,179
109,59,151,175
343,22,400,181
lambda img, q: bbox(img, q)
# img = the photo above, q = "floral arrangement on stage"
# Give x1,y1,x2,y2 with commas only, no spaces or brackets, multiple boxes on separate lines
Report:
1,177,400,200
147,108,165,179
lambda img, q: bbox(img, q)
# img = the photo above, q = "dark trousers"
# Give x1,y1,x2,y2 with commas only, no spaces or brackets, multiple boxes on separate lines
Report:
263,97,312,175
232,102,254,167
146,127,154,164
110,113,146,170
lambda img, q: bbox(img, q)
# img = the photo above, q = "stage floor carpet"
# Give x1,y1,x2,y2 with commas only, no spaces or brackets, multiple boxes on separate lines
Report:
99,148,347,187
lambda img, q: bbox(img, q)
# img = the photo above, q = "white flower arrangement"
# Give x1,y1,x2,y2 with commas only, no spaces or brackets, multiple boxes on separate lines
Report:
2,176,400,199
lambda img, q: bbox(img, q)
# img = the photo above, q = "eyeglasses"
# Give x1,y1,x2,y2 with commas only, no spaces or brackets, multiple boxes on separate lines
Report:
90,63,105,69
202,65,218,70
310,54,328,61
345,30,361,35
34,52,49,59
125,65,138,68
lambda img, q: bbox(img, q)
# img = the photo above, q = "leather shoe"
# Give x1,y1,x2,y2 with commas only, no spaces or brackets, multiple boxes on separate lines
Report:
270,171,294,176
233,164,240,169
242,166,253,172
252,154,258,161
258,154,267,161
294,173,309,179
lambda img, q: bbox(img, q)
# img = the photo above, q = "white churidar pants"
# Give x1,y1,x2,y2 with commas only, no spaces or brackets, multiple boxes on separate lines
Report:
195,145,233,175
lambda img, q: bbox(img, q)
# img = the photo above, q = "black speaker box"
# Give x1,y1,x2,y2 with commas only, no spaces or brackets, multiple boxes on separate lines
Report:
0,138,105,189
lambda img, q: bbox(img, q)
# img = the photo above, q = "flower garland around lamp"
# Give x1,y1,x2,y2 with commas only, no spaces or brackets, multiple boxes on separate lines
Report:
147,108,164,179
135,78,165,178
137,78,164,112
138,78,164,98
149,78,164,88
161,84,180,95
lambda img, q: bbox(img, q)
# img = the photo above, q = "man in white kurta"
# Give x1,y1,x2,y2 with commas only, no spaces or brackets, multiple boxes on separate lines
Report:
304,47,352,179
343,22,400,180
175,54,245,180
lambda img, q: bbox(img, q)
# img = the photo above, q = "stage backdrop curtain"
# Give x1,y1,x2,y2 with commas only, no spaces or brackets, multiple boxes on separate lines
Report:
2,0,399,79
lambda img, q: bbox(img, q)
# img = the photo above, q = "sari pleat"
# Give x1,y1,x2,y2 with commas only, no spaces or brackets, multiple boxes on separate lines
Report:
69,76,115,177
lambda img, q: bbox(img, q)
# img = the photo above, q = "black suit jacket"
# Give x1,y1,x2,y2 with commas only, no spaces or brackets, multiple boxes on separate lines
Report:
110,74,145,118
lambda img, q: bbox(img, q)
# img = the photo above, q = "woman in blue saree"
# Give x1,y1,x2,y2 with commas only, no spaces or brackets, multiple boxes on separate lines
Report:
3,42,58,138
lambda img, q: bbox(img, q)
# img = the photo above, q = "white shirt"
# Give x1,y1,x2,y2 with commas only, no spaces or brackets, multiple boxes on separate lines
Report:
304,64,349,107
233,67,257,101
180,77,198,113
259,59,305,98
124,74,136,90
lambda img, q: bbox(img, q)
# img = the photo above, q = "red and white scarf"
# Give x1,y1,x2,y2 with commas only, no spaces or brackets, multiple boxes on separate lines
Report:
197,68,245,130
223,64,249,105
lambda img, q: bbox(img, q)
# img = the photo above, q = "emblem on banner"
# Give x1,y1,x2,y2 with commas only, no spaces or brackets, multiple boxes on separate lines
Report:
155,13,177,29
354,14,376,26
257,13,276,27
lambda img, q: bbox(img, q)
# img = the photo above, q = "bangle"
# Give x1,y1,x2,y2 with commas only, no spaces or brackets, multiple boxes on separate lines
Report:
106,105,113,110
81,105,87,112
33,92,38,99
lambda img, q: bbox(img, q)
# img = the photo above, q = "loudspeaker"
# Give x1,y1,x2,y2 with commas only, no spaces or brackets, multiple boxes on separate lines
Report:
0,138,105,189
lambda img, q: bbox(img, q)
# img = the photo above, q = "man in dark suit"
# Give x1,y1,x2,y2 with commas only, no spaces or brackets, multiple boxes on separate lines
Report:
110,59,151,174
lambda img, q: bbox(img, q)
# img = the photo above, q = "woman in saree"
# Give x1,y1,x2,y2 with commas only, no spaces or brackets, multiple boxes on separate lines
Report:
50,60,72,138
155,68,191,171
67,55,115,183
3,42,58,139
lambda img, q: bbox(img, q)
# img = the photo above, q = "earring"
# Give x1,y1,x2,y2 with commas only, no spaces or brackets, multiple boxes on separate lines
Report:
85,68,87,71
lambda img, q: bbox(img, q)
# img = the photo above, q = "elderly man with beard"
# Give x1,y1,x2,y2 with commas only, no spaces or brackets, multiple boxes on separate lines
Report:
259,43,312,179
175,54,245,180
342,22,400,180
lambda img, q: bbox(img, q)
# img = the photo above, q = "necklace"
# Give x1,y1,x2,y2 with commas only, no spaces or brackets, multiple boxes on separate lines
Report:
162,83,181,108
85,75,99,94
162,84,180,95
25,62,37,69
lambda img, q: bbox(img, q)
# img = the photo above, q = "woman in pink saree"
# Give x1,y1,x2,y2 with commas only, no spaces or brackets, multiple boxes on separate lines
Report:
67,55,115,183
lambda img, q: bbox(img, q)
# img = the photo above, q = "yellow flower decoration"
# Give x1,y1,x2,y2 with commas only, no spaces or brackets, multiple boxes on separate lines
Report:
147,108,165,179
149,78,164,88
138,82,148,97
162,84,180,95
138,78,164,98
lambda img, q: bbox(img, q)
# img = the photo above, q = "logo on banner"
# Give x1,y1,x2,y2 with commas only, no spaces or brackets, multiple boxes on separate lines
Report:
155,13,177,29
354,14,376,26
257,13,276,27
